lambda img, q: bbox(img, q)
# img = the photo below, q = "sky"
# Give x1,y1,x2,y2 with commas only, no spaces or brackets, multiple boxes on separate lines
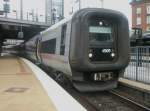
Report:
64,0,132,27
0,0,132,27
104,0,131,27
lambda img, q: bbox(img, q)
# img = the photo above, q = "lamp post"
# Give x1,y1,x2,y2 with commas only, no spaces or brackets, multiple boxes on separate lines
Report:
13,10,18,19
50,0,53,25
32,9,35,21
27,12,29,21
20,0,23,20
36,12,38,22
18,24,24,39
4,2,8,18
62,0,64,19
52,8,56,24
3,0,10,18
79,0,81,10
39,14,43,22
45,0,48,23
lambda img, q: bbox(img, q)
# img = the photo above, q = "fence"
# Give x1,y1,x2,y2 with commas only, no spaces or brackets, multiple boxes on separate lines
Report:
124,46,150,84
0,10,45,23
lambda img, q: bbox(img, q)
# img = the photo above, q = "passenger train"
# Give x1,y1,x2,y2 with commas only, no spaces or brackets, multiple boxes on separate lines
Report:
16,8,130,91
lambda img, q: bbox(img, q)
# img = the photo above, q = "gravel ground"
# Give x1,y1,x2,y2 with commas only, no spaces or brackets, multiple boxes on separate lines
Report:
61,83,146,111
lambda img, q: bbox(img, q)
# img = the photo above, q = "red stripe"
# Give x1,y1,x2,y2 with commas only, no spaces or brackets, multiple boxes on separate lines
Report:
41,53,68,64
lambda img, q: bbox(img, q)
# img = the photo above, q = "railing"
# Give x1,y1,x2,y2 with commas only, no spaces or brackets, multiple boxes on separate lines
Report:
0,10,45,23
124,46,150,84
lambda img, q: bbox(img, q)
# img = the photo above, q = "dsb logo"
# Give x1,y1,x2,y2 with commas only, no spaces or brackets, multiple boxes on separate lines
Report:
102,49,111,53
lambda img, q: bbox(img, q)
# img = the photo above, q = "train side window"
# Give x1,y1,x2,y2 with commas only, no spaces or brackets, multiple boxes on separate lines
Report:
60,25,67,55
41,39,56,54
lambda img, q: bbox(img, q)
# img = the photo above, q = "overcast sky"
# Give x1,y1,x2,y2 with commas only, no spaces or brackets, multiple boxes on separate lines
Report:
0,0,131,27
64,0,131,27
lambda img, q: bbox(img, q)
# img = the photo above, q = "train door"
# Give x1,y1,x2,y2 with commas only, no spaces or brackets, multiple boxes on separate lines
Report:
36,36,42,64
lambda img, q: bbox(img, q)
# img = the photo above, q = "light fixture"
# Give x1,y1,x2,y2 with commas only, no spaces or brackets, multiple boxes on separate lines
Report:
99,21,103,26
111,53,115,57
89,53,93,58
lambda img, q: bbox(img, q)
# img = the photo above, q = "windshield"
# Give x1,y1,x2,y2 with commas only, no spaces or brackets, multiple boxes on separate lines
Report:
88,19,113,43
89,26,112,42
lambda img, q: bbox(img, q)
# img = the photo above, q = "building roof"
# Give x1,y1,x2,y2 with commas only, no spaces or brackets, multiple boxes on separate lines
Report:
130,0,150,5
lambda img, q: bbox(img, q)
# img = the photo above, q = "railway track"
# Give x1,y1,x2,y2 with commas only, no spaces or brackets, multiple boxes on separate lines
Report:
61,83,147,111
42,66,149,111
54,78,148,110
59,79,148,111
110,90,150,111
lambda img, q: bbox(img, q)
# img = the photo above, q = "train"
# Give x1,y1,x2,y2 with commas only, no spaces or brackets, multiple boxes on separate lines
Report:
13,8,130,92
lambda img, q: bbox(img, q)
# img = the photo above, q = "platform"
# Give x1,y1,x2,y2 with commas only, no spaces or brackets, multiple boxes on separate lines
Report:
117,78,150,107
0,56,86,111
119,78,150,94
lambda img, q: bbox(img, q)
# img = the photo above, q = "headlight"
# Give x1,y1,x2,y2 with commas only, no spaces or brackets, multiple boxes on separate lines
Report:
111,53,115,57
89,53,93,58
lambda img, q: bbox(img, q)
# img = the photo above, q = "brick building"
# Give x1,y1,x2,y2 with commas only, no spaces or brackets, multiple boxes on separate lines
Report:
131,0,150,32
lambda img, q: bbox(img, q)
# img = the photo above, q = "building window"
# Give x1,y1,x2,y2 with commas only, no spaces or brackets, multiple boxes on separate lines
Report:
137,17,141,25
147,15,150,24
147,5,150,14
136,7,141,14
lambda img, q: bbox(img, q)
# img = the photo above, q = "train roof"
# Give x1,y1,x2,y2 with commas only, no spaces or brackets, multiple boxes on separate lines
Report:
40,15,73,35
40,8,128,36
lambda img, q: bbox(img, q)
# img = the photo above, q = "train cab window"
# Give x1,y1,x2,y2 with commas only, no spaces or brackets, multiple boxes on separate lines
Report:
89,20,113,44
60,25,67,55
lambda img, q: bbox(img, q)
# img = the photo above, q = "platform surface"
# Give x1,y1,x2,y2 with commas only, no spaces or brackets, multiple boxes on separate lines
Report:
0,56,57,111
119,78,150,93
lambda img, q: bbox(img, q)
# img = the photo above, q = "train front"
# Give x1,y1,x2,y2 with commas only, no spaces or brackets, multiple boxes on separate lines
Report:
69,8,130,92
